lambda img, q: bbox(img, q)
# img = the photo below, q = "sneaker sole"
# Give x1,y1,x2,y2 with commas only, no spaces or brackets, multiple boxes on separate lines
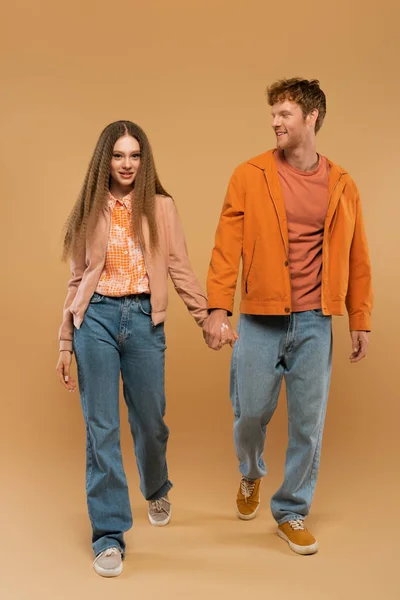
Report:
148,508,172,527
277,528,319,555
236,504,260,520
93,563,123,577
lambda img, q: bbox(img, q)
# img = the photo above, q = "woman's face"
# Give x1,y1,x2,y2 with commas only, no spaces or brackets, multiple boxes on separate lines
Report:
110,135,141,191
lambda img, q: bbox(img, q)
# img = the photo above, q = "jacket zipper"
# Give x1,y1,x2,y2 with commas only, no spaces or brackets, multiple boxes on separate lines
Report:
263,172,291,308
263,174,289,260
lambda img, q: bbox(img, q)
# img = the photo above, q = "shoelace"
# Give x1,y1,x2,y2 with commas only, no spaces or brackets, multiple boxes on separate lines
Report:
149,496,170,514
288,519,305,531
240,478,256,501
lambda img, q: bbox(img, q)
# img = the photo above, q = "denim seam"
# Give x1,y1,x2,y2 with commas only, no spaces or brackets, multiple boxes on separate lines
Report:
74,343,95,526
308,363,332,503
118,298,130,347
308,416,325,502
231,336,240,419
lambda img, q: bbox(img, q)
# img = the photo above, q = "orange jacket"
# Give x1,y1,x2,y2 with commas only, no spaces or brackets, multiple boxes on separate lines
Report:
207,150,373,331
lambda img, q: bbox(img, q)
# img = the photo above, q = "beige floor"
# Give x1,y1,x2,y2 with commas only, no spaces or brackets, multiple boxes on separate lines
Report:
4,424,399,600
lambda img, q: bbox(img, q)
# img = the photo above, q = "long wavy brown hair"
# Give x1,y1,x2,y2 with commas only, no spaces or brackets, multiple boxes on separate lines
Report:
62,120,170,260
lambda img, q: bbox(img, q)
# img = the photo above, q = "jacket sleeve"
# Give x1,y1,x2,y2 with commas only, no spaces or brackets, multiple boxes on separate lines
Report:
167,198,209,326
345,185,373,331
58,244,87,352
207,166,245,314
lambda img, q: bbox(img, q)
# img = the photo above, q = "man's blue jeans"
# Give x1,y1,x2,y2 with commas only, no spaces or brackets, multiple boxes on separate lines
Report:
230,310,332,524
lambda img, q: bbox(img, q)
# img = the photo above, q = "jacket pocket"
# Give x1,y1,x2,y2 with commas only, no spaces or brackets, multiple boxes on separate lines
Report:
245,238,257,294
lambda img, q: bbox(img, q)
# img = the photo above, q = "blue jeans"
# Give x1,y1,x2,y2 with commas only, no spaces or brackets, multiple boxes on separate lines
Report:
73,293,172,556
230,310,332,524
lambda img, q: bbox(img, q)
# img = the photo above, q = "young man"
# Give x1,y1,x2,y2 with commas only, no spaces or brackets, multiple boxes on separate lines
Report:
203,78,373,555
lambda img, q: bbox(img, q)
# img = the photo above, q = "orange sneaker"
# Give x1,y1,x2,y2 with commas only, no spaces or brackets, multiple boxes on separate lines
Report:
236,477,261,520
277,520,319,555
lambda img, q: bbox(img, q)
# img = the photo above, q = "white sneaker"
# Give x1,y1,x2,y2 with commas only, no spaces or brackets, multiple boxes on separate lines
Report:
93,547,123,577
148,494,172,526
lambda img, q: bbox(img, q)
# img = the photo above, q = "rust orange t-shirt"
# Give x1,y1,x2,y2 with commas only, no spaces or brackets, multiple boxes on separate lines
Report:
275,150,330,312
96,192,150,297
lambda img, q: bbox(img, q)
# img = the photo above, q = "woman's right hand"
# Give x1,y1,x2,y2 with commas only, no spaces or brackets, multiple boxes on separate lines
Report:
56,351,77,392
202,310,238,350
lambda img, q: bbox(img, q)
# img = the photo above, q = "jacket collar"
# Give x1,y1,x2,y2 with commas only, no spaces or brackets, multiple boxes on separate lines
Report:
247,149,348,178
248,149,348,229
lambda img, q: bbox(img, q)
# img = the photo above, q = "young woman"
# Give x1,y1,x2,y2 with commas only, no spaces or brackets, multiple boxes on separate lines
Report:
56,121,210,577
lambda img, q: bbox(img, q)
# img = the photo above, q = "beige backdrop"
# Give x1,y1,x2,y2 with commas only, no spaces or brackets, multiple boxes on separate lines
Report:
2,1,399,598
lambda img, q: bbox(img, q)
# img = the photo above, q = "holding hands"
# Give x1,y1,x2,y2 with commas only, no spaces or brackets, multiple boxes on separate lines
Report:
202,309,238,351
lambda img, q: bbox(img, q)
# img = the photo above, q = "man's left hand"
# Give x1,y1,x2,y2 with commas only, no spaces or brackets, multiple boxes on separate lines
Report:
350,330,369,363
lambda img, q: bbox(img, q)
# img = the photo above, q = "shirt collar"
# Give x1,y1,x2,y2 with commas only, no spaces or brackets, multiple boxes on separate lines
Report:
108,190,133,213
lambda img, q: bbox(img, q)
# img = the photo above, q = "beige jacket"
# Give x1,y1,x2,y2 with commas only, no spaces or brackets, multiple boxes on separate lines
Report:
59,195,208,352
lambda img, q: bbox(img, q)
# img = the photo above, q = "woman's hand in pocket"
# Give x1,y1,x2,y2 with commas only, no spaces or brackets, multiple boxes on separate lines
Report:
56,351,77,392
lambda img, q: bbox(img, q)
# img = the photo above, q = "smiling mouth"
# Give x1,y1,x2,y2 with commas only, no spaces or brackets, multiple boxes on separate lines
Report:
119,172,134,178
276,132,287,137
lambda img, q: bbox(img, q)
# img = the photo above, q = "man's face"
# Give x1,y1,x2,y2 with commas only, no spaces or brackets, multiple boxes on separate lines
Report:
271,99,316,150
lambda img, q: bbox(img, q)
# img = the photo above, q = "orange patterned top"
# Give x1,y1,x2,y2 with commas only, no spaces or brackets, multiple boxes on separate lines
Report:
96,192,150,296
